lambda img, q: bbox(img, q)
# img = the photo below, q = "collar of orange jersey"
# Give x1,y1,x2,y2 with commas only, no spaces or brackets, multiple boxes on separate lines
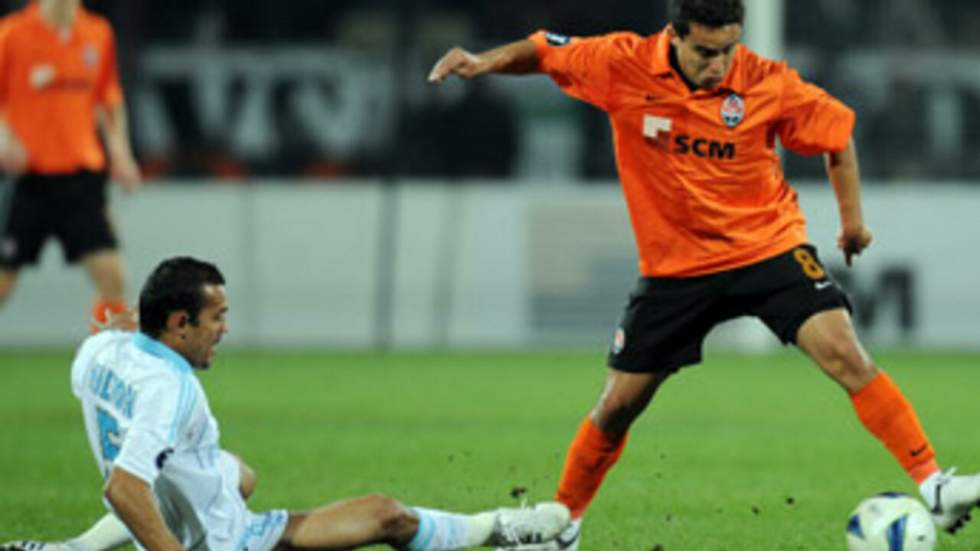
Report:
26,1,82,33
649,26,748,95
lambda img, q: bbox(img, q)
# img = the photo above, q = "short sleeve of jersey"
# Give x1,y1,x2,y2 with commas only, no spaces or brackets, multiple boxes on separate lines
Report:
113,370,196,484
776,69,855,155
529,30,632,111
94,20,123,107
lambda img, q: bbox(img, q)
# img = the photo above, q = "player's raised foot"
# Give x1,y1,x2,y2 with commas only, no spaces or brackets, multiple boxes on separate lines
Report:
0,542,73,551
487,502,571,547
922,467,980,533
494,518,580,551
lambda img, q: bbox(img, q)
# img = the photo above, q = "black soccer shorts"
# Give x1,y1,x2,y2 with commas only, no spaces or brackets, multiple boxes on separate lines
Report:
0,171,118,268
607,244,852,373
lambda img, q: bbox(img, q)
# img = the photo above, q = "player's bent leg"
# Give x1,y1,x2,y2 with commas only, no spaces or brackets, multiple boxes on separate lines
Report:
795,308,877,392
0,268,18,308
544,368,671,551
81,249,126,302
794,308,980,533
279,495,569,551
279,494,418,550
797,308,937,481
590,368,671,434
82,250,129,330
517,369,668,551
797,308,936,479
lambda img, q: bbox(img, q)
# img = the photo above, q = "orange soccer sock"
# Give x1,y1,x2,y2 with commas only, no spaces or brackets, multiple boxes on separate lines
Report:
850,371,939,484
90,299,128,333
555,417,628,519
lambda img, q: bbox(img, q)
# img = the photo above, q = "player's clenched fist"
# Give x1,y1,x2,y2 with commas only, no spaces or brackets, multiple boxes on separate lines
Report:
427,47,487,82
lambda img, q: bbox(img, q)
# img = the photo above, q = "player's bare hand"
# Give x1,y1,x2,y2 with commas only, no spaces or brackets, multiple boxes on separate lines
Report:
0,138,28,176
91,305,139,332
111,154,142,192
428,47,487,83
837,224,873,267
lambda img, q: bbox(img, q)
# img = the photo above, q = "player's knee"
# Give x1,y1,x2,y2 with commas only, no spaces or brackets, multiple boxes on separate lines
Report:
368,494,418,542
239,463,256,500
818,337,876,388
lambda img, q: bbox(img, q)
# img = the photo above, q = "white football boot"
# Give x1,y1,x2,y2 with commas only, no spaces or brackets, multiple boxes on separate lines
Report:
0,543,73,551
495,518,580,551
921,467,980,533
487,502,571,547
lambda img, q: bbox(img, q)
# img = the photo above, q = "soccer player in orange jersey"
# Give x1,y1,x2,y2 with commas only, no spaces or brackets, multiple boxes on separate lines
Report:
430,0,979,548
0,0,141,327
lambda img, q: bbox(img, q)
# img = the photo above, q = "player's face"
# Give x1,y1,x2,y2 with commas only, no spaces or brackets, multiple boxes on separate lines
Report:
183,284,228,370
671,22,742,90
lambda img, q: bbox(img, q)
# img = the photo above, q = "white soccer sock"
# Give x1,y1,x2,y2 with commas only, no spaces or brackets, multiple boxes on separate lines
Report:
405,508,495,551
65,514,131,551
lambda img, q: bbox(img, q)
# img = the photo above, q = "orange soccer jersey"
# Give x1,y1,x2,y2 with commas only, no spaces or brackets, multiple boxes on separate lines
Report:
0,3,123,175
529,29,855,277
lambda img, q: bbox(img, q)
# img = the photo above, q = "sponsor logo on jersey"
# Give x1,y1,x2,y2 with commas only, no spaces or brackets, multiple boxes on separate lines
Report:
643,114,736,159
29,64,56,89
673,134,736,159
642,114,673,149
720,93,745,128
545,32,571,46
30,63,92,92
642,114,673,138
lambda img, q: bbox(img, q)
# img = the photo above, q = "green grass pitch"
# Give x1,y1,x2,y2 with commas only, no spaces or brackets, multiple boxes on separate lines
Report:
2,348,979,550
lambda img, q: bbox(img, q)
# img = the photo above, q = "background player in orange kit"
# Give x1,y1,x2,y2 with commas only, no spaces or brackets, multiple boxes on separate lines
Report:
0,0,141,326
428,0,980,548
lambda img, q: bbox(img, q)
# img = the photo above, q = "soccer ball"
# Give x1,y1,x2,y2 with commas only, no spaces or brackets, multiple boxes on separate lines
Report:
846,492,936,551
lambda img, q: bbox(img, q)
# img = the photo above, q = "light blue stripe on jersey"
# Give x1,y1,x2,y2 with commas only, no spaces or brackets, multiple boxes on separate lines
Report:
132,333,196,442
133,333,192,373
170,373,195,443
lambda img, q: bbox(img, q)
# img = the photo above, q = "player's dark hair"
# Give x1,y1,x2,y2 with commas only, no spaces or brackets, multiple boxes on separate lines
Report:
669,0,745,37
139,257,225,338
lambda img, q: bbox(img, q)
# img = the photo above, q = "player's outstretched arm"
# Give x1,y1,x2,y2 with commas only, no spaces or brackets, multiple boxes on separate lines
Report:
427,39,538,83
104,468,183,551
824,139,872,267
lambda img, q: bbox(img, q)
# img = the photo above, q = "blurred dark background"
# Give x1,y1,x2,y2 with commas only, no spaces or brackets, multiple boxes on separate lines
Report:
5,0,980,182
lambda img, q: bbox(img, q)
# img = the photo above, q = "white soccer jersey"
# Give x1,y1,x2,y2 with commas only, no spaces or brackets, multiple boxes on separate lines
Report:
71,331,286,551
